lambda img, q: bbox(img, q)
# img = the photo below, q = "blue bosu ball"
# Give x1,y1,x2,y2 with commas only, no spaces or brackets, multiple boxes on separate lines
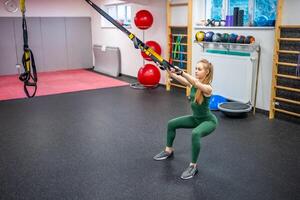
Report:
209,95,227,111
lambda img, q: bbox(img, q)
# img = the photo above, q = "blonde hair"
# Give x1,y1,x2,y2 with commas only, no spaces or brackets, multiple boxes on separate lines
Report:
194,59,214,104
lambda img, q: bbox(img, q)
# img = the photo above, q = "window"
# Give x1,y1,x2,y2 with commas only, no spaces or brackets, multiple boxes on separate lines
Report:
206,0,223,21
101,4,132,28
254,0,277,26
205,0,277,26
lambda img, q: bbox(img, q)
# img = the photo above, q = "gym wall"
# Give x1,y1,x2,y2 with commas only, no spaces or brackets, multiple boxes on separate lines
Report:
192,28,275,111
0,17,93,75
0,0,93,75
192,0,276,111
192,0,300,112
282,0,300,25
90,0,168,84
0,0,91,17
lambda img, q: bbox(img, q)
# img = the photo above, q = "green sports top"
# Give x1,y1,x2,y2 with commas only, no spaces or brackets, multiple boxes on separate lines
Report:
190,86,212,117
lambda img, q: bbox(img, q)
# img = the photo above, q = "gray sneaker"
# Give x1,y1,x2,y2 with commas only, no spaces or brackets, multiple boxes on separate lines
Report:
153,151,173,161
180,165,198,180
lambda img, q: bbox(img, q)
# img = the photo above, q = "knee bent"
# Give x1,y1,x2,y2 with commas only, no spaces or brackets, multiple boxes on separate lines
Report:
167,119,178,130
191,131,201,140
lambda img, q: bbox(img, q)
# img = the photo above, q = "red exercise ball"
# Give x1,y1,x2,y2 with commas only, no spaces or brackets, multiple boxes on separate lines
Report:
141,41,162,61
134,10,153,30
138,64,161,86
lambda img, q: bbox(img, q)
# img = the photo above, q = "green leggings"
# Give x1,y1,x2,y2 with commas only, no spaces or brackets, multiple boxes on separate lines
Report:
166,114,218,163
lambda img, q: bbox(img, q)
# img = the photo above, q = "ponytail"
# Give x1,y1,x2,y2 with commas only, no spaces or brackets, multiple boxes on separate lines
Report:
194,59,213,104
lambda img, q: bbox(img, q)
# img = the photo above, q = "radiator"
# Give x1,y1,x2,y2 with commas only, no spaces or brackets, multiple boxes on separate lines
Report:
93,45,121,77
200,52,256,104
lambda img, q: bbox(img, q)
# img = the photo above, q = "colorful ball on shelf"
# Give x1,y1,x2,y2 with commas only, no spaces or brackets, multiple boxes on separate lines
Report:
134,10,153,30
221,33,230,42
236,35,246,43
141,41,162,61
229,33,238,43
137,64,161,87
195,31,205,42
245,36,255,44
204,31,214,42
212,33,222,42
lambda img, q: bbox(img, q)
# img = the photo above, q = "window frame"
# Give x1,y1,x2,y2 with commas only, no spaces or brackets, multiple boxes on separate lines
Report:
205,0,276,26
101,3,132,28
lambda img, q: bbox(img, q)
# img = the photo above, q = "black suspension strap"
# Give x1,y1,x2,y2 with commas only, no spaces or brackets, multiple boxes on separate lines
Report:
19,0,38,98
85,0,178,72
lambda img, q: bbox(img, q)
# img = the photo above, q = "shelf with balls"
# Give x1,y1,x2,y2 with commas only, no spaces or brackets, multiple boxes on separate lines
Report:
194,31,260,53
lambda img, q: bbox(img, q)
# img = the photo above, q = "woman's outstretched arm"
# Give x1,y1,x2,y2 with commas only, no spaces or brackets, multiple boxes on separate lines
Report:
167,69,191,87
181,72,212,95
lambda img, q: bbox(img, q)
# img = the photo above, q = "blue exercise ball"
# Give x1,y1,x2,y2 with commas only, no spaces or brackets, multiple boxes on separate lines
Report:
209,95,227,111
204,31,214,42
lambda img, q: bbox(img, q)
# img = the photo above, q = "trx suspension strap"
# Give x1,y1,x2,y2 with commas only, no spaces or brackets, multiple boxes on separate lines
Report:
19,0,38,98
85,0,177,72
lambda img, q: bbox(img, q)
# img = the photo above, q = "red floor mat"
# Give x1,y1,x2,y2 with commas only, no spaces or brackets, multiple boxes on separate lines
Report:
0,69,129,101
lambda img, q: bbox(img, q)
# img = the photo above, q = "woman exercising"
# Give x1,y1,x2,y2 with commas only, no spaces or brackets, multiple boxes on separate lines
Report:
153,59,218,180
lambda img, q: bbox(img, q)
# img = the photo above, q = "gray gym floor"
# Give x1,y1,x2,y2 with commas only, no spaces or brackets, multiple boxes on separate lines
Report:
0,78,299,200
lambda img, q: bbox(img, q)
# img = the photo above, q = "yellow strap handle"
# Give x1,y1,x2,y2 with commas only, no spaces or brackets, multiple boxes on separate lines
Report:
146,48,164,63
24,50,31,72
20,0,26,13
128,33,164,63
128,33,134,40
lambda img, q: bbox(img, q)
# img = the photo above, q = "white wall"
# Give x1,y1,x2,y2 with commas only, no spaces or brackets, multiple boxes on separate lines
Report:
282,0,300,25
0,0,91,17
90,0,167,83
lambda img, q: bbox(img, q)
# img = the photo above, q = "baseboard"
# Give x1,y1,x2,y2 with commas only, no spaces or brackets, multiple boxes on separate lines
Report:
254,107,269,116
119,73,137,80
